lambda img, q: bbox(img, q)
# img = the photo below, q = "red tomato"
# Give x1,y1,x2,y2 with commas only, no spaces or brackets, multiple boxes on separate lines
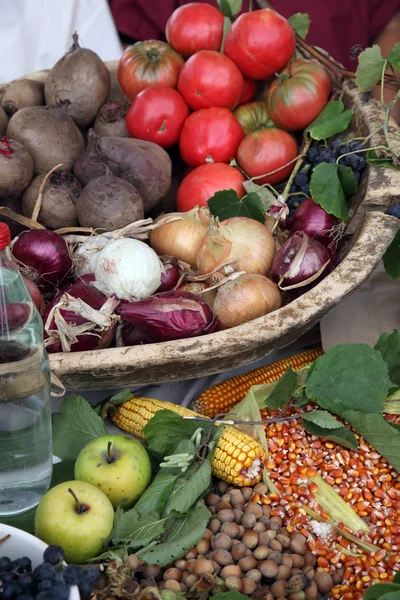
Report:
166,3,224,56
265,59,332,131
224,9,295,80
125,87,189,148
118,40,185,100
180,107,245,166
178,50,244,111
176,163,246,211
234,101,275,135
239,78,257,104
237,128,298,185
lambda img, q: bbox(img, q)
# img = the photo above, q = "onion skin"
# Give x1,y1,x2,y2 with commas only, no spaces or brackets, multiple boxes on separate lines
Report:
178,282,217,310
150,207,210,269
197,216,275,276
116,290,217,343
157,256,180,292
12,230,73,296
288,197,338,244
22,275,44,313
115,322,150,347
213,274,282,330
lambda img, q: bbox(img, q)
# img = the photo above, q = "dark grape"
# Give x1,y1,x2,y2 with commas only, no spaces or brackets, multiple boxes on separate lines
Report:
294,172,308,186
300,184,310,196
62,564,83,586
349,141,364,152
0,557,13,572
387,205,400,218
352,170,361,181
3,581,21,599
289,183,297,193
335,144,350,157
36,592,57,600
37,579,53,592
13,557,32,574
357,156,367,170
0,572,14,584
330,138,342,148
15,595,35,600
342,154,360,169
43,546,64,567
307,146,320,164
82,566,101,587
18,573,34,591
32,564,55,582
51,580,70,600
319,149,334,162
78,578,94,597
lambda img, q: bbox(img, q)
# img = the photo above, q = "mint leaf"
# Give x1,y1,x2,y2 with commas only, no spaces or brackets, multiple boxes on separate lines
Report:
208,189,266,223
242,180,275,211
217,0,242,18
288,13,310,39
366,149,400,168
134,472,178,517
302,410,342,429
375,330,400,385
310,163,349,220
356,45,387,92
338,165,358,196
363,583,400,600
383,230,400,280
305,101,354,141
305,344,391,414
302,420,358,450
111,508,167,548
52,394,107,460
387,43,400,71
165,462,211,515
137,501,211,566
342,410,400,471
143,410,210,457
263,367,297,409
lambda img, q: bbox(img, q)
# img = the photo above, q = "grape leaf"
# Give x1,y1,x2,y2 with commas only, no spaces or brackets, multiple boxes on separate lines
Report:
111,509,167,548
208,189,266,223
302,419,358,451
108,389,134,405
342,410,400,472
143,410,210,457
302,410,343,429
263,367,297,409
305,101,354,141
217,0,242,19
220,15,232,52
134,472,178,517
52,394,107,460
288,13,311,39
387,42,400,71
356,45,387,92
137,501,211,566
164,461,212,515
394,573,400,583
310,163,349,220
358,583,400,600
375,330,400,385
338,165,358,196
212,593,250,600
305,344,391,414
242,180,275,210
383,230,400,280
366,149,400,169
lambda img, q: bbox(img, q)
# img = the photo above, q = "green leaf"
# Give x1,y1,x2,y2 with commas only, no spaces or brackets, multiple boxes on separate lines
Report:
338,165,358,196
342,410,400,472
108,389,134,406
134,472,179,517
217,0,242,19
111,509,167,548
305,101,354,141
305,344,391,414
302,410,343,429
263,367,297,410
310,163,349,221
356,45,387,92
137,501,211,566
208,189,266,223
87,547,128,563
393,573,400,583
52,394,107,460
302,420,358,451
242,180,275,211
363,583,400,600
220,16,232,52
143,410,209,457
383,230,400,280
212,593,250,600
164,462,212,515
375,330,400,385
161,591,186,600
288,13,310,39
387,43,400,71
366,149,400,169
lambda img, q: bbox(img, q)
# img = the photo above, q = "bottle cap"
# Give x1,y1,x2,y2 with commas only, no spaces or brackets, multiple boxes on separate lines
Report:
0,223,11,249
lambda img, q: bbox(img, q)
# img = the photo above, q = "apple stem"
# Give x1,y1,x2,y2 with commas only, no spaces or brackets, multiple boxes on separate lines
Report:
68,487,88,514
107,441,112,458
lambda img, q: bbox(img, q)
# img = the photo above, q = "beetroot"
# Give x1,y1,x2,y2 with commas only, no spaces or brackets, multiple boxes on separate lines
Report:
0,137,34,195
2,79,44,117
0,106,8,135
93,101,130,137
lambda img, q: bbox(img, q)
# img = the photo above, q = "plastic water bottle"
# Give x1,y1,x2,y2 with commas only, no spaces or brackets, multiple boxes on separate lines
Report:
0,223,52,516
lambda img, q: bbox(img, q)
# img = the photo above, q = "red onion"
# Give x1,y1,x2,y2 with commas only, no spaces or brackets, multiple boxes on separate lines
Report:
157,256,180,292
116,290,217,343
270,231,334,294
0,303,31,331
288,198,338,245
12,230,73,296
115,322,150,347
42,280,119,353
22,275,43,313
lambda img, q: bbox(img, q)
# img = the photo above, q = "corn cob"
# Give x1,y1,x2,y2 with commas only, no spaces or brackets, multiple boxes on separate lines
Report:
193,347,323,418
111,397,265,487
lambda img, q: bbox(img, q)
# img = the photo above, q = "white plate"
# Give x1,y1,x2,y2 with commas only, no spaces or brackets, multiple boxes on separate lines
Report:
0,524,80,600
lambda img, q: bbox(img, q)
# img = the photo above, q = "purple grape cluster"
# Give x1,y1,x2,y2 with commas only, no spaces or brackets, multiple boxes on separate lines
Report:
0,546,100,600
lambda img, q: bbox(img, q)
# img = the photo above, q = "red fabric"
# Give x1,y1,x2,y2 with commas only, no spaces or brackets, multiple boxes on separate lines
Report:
109,0,400,71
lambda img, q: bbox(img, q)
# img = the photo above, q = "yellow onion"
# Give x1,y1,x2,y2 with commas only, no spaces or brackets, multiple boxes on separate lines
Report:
150,207,210,269
213,273,282,330
197,216,275,276
178,281,217,310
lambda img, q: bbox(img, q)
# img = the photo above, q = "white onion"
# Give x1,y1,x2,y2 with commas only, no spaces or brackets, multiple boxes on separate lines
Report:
73,235,109,277
93,238,164,301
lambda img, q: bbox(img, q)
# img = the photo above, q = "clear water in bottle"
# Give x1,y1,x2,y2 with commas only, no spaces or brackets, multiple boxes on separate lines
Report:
0,225,53,516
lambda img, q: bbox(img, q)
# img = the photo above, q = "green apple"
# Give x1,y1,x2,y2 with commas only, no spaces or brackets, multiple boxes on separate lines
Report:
74,434,152,509
34,480,114,564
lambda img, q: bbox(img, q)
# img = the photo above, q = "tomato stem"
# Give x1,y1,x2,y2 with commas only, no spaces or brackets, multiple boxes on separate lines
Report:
146,48,160,62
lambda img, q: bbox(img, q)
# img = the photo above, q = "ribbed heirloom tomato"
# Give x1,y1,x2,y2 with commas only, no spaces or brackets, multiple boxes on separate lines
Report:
234,101,274,135
176,163,247,211
224,9,295,80
117,40,185,100
237,128,298,185
265,59,332,131
166,3,224,56
178,50,244,110
125,87,189,148
179,107,245,166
